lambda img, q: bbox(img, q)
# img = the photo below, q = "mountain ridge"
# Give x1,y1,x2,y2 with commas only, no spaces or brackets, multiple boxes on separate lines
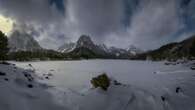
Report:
8,30,42,52
144,35,195,60
58,35,142,59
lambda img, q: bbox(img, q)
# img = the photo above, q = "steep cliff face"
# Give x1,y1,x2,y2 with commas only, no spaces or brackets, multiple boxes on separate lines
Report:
8,30,42,52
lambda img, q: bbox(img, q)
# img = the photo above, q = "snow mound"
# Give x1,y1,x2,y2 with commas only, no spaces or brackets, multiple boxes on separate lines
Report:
64,85,162,110
50,74,195,110
54,82,179,110
0,63,67,110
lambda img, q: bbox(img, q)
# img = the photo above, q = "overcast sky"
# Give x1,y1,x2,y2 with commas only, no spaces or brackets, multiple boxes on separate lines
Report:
0,0,195,50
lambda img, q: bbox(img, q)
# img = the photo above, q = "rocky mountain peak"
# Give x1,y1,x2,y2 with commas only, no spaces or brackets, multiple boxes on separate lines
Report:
8,30,42,52
76,35,95,49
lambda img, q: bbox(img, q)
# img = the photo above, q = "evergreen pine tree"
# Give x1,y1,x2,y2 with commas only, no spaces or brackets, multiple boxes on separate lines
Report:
0,31,9,60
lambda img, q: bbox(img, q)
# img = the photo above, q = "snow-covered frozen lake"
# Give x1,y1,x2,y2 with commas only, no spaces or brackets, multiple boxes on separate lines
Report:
9,60,195,110
14,60,194,93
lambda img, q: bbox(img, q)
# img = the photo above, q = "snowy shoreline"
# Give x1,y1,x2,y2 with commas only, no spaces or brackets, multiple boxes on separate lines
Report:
0,60,195,110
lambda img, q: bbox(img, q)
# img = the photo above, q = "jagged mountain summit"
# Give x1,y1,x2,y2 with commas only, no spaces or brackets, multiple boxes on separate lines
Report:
8,30,42,52
58,35,98,54
58,35,142,59
76,35,96,49
69,35,108,58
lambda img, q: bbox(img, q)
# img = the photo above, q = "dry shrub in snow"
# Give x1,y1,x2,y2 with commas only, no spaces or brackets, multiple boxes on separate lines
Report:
91,73,110,91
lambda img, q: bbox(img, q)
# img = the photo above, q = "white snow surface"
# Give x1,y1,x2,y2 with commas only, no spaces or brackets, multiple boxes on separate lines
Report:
0,63,67,110
1,60,195,110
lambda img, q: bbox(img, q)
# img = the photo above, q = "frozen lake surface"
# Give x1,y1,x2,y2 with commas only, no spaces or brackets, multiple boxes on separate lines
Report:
10,60,195,110
14,60,194,93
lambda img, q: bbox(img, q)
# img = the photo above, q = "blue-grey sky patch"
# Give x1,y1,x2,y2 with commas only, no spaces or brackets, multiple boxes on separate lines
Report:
49,0,65,15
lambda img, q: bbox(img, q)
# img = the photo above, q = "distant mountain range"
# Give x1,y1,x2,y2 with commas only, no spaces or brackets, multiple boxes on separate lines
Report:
8,31,142,58
7,31,195,60
7,32,143,60
58,35,143,59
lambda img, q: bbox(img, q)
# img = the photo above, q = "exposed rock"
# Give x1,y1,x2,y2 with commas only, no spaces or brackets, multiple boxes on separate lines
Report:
4,78,9,81
23,73,34,82
42,73,53,80
27,84,33,88
191,66,195,70
0,71,6,76
113,80,122,85
176,87,182,93
76,35,95,49
161,96,166,102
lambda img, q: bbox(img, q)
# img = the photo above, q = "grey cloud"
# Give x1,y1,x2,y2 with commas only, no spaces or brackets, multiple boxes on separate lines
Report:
0,0,68,49
0,0,64,24
0,0,193,50
126,0,185,49
65,0,125,42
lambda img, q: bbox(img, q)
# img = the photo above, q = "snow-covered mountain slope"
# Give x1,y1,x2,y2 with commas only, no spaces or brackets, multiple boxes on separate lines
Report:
8,30,42,52
98,44,110,52
0,62,66,110
108,46,128,57
58,35,142,58
98,44,129,57
126,45,143,55
58,42,76,53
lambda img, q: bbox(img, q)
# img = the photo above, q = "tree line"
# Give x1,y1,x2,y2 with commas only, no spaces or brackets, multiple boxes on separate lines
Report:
0,31,9,60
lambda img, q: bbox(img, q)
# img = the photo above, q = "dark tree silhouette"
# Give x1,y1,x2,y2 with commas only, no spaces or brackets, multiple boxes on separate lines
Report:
0,31,9,60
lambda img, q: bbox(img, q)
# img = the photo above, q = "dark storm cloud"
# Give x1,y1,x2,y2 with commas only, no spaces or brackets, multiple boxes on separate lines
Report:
125,0,184,49
66,0,125,42
0,0,65,24
0,0,67,49
65,0,195,49
0,0,194,50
